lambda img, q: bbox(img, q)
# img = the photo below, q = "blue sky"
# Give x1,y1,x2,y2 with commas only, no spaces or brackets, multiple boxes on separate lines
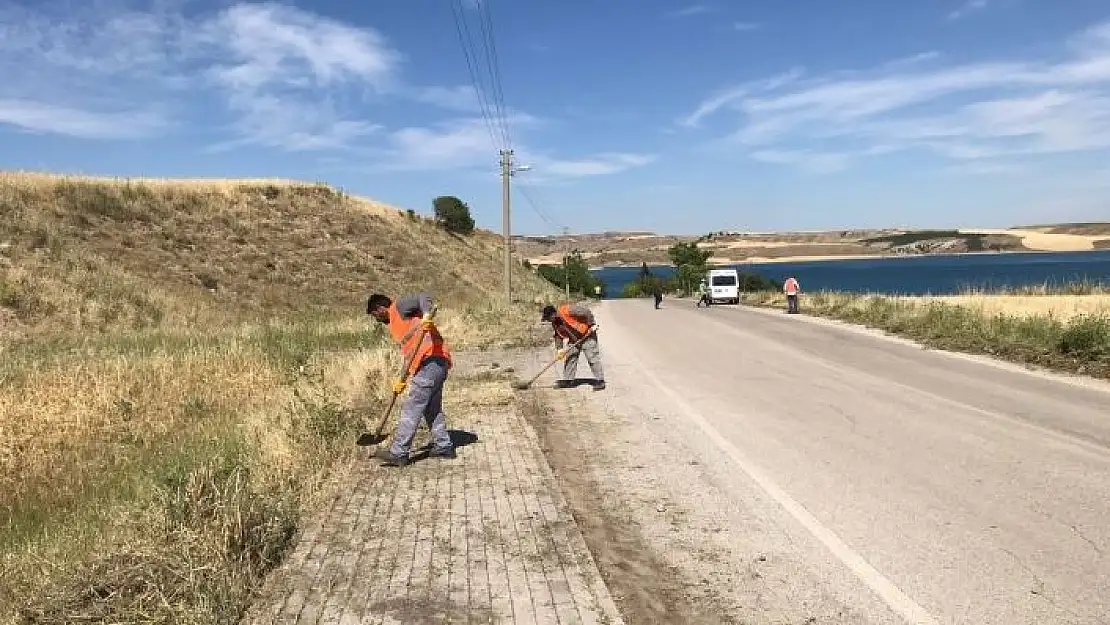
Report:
2,0,1110,235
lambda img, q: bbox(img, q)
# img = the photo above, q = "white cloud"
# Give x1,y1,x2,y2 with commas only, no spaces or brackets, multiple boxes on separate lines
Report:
0,0,187,138
382,117,499,171
678,69,803,128
411,85,483,112
948,0,989,21
188,2,399,150
733,22,761,32
375,114,654,180
666,5,711,18
528,152,657,178
0,0,397,147
681,21,1110,171
882,51,943,69
197,3,397,92
0,99,167,139
749,149,850,174
0,1,646,178
944,161,1026,176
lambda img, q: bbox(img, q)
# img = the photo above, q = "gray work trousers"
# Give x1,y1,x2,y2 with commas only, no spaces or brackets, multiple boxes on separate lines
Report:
390,356,453,457
787,294,799,314
563,336,604,382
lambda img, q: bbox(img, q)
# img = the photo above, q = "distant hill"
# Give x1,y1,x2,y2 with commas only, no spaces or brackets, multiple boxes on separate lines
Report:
1020,223,1110,236
516,223,1110,268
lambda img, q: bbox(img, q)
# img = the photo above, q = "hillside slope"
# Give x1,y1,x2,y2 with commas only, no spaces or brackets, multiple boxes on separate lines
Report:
1,172,561,624
1,172,554,337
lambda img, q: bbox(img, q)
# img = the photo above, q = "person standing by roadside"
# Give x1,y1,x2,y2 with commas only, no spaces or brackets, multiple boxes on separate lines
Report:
696,278,710,308
783,276,802,314
365,292,456,467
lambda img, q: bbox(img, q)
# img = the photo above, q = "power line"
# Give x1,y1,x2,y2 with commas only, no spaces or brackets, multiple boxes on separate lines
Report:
447,1,563,230
515,181,562,231
448,0,504,152
473,0,513,150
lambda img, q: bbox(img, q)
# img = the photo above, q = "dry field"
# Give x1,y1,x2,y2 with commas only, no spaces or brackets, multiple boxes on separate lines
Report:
903,293,1110,322
0,172,559,624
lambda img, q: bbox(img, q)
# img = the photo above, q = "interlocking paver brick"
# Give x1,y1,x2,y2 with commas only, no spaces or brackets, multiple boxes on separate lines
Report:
240,380,623,625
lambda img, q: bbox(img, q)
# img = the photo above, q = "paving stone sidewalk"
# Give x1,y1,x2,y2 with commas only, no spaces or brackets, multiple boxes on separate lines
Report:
240,371,624,625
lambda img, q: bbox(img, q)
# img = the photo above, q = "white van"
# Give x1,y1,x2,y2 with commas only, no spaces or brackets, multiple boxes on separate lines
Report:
706,268,740,304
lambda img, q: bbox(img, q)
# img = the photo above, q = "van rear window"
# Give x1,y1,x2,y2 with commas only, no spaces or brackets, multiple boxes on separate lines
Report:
711,276,737,286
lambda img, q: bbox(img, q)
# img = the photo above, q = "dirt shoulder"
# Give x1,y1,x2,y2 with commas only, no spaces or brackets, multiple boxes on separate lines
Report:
516,357,870,624
518,392,726,625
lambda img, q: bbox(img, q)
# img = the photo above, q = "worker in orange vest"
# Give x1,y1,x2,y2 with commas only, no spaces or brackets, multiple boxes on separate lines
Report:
783,276,801,314
366,292,455,466
541,303,605,391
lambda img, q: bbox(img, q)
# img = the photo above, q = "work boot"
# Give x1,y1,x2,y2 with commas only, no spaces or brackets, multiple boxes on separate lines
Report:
592,380,606,391
374,447,408,467
552,379,573,389
428,446,457,460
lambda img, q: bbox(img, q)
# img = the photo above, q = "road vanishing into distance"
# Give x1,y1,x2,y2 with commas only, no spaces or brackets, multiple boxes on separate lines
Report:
578,299,1110,624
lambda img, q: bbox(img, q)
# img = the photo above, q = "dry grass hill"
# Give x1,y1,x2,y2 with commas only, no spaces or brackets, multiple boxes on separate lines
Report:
0,171,558,624
1,172,554,338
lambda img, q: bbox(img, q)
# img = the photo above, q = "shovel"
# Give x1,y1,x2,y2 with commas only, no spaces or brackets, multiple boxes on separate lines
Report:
511,330,593,390
359,307,437,448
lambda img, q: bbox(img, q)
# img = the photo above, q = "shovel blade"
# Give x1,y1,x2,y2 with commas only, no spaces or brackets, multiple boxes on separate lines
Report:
357,432,388,447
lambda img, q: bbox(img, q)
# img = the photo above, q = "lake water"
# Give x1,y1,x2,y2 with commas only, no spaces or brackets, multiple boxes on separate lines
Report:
591,250,1110,297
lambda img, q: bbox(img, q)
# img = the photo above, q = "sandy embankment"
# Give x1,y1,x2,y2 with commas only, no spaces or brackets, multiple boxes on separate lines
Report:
960,229,1110,251
732,253,883,265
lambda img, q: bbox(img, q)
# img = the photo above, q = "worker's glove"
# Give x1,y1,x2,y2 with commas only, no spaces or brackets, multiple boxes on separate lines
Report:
420,313,436,332
391,379,407,395
555,348,568,361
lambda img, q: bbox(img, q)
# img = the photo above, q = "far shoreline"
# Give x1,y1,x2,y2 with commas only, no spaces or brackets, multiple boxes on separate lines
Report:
576,248,1110,272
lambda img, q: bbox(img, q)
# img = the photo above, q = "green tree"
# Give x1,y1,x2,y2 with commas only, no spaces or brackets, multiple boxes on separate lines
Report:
621,274,666,298
635,261,655,296
667,242,713,296
432,195,475,235
536,250,602,296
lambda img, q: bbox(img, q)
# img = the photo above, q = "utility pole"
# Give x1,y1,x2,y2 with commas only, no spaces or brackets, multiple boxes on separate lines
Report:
562,226,570,299
498,150,531,305
500,149,513,304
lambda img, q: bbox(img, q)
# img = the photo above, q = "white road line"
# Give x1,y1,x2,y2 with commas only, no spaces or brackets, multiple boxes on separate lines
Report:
605,312,940,625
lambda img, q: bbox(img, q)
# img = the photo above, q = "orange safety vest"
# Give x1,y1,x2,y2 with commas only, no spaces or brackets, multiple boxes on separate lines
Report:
555,303,591,341
784,278,800,296
387,303,452,376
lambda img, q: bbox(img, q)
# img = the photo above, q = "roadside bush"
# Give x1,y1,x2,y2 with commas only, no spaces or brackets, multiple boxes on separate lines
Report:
1057,315,1110,360
536,251,601,297
738,273,778,292
740,290,1110,379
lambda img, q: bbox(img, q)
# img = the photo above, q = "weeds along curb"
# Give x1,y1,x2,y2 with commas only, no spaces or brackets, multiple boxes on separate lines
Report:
0,331,380,625
740,291,1110,381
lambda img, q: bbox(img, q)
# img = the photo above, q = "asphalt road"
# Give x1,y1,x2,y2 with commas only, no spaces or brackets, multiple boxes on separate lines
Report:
592,298,1110,625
